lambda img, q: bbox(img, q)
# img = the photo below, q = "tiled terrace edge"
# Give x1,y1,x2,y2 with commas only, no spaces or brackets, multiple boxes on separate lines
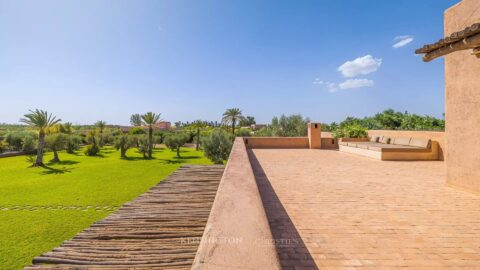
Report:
192,138,281,270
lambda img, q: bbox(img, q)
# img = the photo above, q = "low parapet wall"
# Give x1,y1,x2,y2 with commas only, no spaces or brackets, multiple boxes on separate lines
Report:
0,151,29,158
243,137,309,149
367,130,445,160
192,138,281,269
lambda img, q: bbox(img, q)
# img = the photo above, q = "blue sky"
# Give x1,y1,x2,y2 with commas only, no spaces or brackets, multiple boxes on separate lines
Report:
0,0,458,125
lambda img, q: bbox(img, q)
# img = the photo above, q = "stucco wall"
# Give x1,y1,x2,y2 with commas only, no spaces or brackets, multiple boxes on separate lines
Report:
192,138,281,269
321,138,338,149
367,130,445,161
444,0,480,193
244,137,309,149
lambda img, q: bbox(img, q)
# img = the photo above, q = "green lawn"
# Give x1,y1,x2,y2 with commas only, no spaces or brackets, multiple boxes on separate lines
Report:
0,146,212,269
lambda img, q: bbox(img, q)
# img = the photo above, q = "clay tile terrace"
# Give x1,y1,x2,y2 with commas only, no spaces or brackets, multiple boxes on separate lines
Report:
192,123,480,270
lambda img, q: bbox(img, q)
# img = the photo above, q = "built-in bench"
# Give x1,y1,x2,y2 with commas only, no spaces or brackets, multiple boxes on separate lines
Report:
339,136,439,160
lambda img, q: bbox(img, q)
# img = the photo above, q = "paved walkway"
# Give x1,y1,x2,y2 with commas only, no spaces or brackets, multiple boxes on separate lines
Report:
250,149,480,270
26,165,224,270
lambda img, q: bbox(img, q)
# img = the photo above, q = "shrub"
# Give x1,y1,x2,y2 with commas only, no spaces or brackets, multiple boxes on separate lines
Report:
271,114,310,137
254,127,273,137
5,132,24,151
136,135,149,158
239,116,256,127
22,135,36,152
153,135,163,146
129,127,146,135
84,130,100,156
235,128,251,137
84,144,100,156
45,133,68,162
101,132,112,146
110,128,123,137
5,131,37,151
0,140,6,153
66,135,82,154
164,133,189,157
201,129,233,164
332,124,367,138
86,130,99,145
153,130,169,139
114,135,135,158
254,114,310,137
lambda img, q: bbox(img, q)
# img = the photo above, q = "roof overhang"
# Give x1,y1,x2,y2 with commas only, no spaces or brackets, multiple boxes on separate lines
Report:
415,22,480,62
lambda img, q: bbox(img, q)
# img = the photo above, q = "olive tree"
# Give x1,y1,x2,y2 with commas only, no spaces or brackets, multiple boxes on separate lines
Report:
130,114,142,126
164,133,189,158
45,133,67,163
201,129,233,164
114,134,135,158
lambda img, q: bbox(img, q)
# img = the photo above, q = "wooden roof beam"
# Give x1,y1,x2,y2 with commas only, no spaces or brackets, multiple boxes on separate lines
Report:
422,32,480,62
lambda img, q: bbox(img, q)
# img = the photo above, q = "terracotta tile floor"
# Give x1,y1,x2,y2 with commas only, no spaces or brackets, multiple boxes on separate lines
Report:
250,149,480,270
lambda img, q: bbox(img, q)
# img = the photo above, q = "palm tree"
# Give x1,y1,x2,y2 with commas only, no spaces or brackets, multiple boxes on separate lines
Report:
20,109,61,166
191,120,206,150
141,112,161,158
222,108,244,135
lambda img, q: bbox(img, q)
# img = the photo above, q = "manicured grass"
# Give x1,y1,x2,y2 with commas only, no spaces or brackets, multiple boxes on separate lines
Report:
0,146,212,269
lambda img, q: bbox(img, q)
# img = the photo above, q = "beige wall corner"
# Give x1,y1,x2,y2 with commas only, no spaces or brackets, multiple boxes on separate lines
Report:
444,0,480,193
308,122,322,149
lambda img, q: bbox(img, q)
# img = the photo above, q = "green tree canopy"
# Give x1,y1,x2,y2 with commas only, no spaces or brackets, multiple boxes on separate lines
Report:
114,134,135,158
164,133,189,158
130,114,142,126
45,133,67,162
239,116,256,127
201,129,233,164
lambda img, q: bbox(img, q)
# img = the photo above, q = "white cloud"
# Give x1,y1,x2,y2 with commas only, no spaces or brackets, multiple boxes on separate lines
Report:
325,82,338,92
393,35,414,48
314,79,373,93
338,79,374,90
337,55,382,77
313,80,338,92
312,78,323,85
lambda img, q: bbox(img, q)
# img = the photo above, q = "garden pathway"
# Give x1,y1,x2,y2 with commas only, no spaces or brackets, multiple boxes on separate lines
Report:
25,165,224,270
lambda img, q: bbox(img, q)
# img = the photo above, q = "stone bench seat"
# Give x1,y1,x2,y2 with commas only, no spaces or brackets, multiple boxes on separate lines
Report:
339,136,439,160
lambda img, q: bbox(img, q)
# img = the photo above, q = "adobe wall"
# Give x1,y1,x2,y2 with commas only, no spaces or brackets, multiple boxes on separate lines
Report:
243,137,309,149
192,138,281,269
308,123,322,149
444,0,480,193
367,130,445,161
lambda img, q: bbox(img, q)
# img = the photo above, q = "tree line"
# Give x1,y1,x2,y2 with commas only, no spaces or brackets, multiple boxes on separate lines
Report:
0,108,445,165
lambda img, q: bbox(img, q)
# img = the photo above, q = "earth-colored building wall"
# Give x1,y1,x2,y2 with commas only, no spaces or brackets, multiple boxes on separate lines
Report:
367,130,445,161
444,0,480,193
